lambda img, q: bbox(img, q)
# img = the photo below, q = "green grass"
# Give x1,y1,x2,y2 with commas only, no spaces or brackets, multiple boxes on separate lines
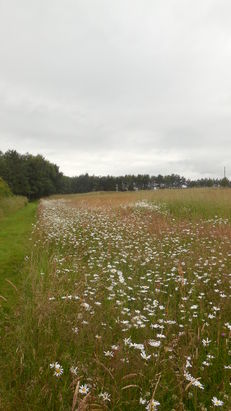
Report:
0,201,37,411
0,196,28,220
0,177,12,197
0,202,37,309
146,188,231,220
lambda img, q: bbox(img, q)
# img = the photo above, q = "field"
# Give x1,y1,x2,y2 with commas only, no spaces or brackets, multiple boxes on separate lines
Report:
1,188,231,410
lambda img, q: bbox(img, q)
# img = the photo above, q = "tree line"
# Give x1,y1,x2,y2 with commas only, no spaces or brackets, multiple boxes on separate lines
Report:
0,150,229,200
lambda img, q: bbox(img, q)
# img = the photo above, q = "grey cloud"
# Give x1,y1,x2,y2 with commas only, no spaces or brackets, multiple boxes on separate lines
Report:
0,0,231,178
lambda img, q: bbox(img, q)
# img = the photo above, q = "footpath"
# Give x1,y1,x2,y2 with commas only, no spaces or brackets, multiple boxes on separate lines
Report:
0,202,37,311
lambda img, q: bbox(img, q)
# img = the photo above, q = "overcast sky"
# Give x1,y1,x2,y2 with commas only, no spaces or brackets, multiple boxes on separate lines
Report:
0,0,231,178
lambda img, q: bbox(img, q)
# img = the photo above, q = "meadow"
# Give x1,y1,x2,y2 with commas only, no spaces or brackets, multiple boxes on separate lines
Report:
1,188,231,410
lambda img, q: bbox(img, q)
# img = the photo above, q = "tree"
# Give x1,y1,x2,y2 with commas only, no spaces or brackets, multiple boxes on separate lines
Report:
220,177,230,187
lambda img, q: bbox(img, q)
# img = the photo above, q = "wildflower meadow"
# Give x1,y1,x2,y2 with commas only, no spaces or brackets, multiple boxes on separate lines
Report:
1,189,231,410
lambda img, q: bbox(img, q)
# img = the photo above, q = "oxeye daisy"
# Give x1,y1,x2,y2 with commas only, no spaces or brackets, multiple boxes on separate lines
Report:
51,362,63,377
99,391,111,402
141,350,151,360
104,350,114,357
79,384,90,395
146,399,160,410
149,340,161,347
212,396,224,406
202,337,211,346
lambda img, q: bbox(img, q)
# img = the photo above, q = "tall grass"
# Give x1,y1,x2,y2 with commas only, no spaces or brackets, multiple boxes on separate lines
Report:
0,196,28,220
53,187,231,220
0,177,12,197
1,189,231,410
147,188,231,220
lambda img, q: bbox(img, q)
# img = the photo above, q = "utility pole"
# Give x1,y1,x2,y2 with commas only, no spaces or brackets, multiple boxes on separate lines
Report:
224,166,226,179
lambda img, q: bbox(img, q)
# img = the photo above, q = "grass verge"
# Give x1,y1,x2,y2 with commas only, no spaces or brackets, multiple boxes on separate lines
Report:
0,201,37,410
0,202,37,303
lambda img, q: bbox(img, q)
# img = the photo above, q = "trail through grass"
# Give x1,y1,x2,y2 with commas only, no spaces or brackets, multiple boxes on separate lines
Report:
0,202,37,308
0,201,37,411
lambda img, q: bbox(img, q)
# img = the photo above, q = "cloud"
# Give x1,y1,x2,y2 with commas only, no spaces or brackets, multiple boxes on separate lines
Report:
0,0,230,178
